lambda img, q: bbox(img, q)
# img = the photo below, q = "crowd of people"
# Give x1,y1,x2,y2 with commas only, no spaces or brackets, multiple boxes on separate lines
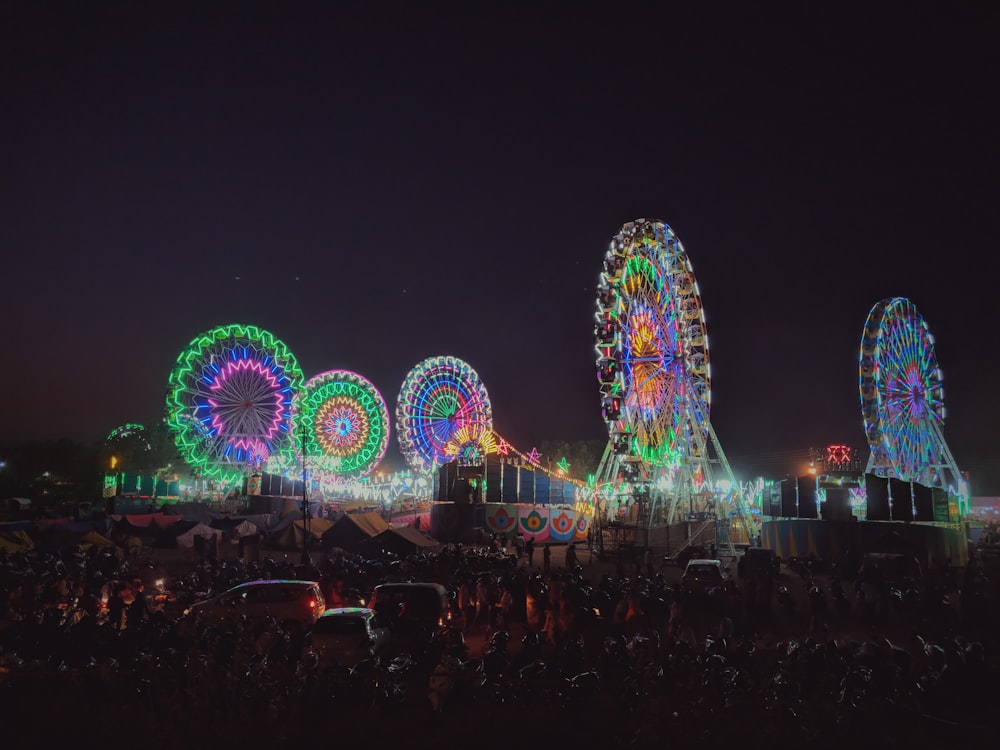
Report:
979,519,1000,546
0,530,997,747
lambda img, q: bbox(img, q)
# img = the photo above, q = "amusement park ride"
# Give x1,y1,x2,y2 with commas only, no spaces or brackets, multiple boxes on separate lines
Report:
156,329,582,511
858,296,968,510
592,219,758,557
108,218,967,558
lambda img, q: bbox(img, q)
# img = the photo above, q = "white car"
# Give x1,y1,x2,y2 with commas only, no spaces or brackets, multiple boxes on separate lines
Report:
308,607,391,667
681,558,728,595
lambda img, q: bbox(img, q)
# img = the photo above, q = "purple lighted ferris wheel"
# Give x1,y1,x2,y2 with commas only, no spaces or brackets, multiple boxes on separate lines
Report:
859,297,960,488
165,323,303,485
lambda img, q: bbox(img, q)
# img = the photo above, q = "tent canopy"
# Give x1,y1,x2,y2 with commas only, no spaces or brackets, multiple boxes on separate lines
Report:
231,519,262,538
0,529,35,553
176,522,223,549
357,526,441,557
79,529,115,547
269,517,334,550
320,511,390,551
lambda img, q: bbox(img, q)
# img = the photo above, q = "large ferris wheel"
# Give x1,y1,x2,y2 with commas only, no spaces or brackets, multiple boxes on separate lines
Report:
859,297,965,495
594,218,757,540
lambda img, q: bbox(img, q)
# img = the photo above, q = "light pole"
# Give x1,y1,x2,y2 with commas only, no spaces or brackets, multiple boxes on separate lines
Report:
301,419,310,566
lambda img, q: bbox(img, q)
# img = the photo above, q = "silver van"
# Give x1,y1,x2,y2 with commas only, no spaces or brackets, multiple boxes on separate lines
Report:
185,579,326,632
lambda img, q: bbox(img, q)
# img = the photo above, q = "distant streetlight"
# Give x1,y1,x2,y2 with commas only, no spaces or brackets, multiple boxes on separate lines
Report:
301,419,311,566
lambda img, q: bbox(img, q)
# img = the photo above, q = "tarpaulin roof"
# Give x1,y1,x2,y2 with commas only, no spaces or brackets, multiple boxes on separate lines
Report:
337,511,389,538
176,523,223,548
356,526,441,557
230,519,261,538
270,517,334,550
384,525,440,549
110,513,176,529
0,529,35,553
162,502,217,525
79,529,115,547
319,511,390,552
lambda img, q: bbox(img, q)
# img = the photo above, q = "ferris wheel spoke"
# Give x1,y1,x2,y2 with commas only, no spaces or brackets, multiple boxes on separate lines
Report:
625,317,674,356
429,420,456,443
243,373,275,403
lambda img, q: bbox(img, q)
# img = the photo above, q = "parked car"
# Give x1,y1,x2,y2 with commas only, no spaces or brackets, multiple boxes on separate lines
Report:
370,582,450,624
668,543,719,569
308,607,390,667
368,582,452,648
184,579,326,632
681,558,728,595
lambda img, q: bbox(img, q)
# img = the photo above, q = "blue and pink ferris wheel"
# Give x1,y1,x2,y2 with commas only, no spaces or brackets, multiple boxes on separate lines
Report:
395,356,494,474
859,297,962,490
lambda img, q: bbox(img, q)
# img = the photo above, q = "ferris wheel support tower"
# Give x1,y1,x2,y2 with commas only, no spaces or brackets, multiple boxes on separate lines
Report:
593,394,758,547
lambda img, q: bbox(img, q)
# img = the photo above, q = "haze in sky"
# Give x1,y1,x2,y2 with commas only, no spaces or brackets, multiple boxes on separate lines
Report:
3,2,998,491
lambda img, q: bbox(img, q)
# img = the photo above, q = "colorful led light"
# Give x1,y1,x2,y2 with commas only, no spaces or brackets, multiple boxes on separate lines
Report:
396,356,493,474
860,297,947,485
295,370,389,478
166,323,303,486
595,219,711,468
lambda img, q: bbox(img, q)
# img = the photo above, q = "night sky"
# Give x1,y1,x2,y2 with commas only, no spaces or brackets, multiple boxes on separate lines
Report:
3,2,999,491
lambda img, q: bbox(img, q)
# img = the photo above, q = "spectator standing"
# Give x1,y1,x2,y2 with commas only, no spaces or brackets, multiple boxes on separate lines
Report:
525,537,535,567
513,534,525,561
126,578,150,631
474,575,495,630
458,577,475,631
107,584,126,631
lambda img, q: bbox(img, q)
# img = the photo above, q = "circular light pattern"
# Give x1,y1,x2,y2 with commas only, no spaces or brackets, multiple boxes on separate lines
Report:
106,423,147,443
296,369,389,478
860,297,945,484
396,356,493,474
104,423,152,470
595,218,710,466
166,323,303,485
